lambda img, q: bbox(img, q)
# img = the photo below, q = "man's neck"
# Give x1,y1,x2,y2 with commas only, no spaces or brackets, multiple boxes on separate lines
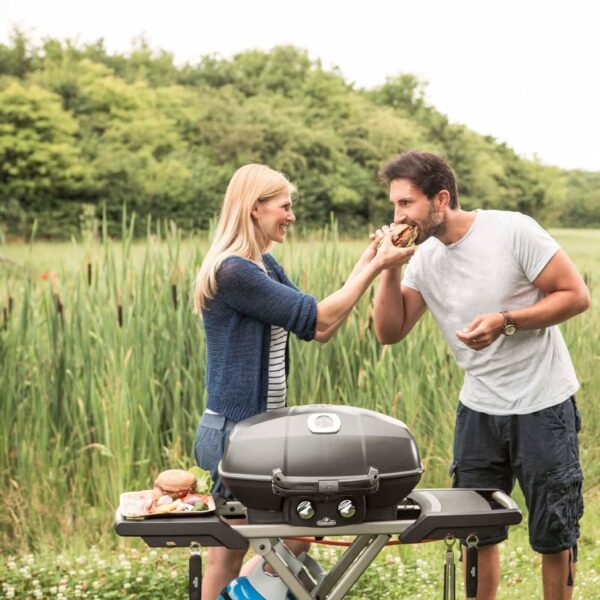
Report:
437,209,477,245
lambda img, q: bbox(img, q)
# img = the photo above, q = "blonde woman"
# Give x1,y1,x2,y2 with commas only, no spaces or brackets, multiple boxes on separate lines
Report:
193,164,414,598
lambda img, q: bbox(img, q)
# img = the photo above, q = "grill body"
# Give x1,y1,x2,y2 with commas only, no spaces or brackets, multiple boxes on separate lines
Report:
219,405,423,526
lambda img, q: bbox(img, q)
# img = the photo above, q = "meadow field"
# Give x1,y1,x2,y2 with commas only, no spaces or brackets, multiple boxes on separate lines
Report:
1,224,599,598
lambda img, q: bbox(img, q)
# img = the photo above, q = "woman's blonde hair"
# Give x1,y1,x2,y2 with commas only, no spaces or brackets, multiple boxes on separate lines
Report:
193,164,296,312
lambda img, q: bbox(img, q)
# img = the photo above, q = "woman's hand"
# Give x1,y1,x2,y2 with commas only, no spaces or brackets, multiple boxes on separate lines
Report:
349,236,380,277
314,224,414,338
371,224,416,271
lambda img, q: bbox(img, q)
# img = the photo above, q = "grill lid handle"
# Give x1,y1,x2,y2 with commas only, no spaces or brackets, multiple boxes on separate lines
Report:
271,466,380,496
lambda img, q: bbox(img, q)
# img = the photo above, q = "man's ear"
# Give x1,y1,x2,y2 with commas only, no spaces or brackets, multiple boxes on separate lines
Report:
435,190,450,211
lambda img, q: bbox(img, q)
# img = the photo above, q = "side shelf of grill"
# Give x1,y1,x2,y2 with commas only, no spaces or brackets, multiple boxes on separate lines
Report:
114,512,249,549
399,488,522,544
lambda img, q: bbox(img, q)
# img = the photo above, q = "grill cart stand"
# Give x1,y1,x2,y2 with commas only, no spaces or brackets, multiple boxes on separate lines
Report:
115,488,521,600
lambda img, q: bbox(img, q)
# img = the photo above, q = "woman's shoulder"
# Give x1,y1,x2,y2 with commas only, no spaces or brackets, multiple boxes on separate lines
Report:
221,254,252,267
261,252,282,270
216,255,268,289
218,253,279,269
218,254,260,274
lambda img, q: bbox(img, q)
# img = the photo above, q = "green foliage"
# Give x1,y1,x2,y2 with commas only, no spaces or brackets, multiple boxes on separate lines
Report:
0,32,598,238
0,79,92,237
560,171,600,228
0,30,35,78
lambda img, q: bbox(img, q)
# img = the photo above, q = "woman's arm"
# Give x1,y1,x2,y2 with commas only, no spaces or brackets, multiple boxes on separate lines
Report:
216,257,318,339
314,314,348,342
313,240,382,342
216,233,414,342
315,233,415,334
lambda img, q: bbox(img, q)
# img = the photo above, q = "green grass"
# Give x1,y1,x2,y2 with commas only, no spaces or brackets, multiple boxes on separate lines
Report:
1,521,599,598
1,224,599,597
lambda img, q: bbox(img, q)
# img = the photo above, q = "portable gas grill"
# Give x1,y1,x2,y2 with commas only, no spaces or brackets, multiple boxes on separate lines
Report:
114,406,522,599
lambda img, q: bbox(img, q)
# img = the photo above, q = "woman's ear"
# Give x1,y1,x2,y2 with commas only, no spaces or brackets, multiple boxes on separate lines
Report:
251,202,259,219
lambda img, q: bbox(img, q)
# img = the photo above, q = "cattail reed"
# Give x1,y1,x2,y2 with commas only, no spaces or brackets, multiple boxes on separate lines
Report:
50,272,63,322
171,283,177,310
55,295,63,320
87,262,92,286
3,295,12,329
171,273,178,311
117,288,123,327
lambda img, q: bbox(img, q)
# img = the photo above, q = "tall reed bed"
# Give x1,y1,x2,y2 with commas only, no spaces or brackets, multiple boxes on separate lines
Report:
1,224,598,554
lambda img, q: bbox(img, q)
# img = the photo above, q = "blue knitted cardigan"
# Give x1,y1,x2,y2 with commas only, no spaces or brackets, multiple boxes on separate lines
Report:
201,253,317,422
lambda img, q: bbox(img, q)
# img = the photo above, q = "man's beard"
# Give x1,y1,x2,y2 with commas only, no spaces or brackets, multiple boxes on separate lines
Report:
416,206,445,244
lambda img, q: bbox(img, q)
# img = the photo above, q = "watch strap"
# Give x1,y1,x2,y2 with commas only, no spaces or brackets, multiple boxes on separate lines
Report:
500,311,516,335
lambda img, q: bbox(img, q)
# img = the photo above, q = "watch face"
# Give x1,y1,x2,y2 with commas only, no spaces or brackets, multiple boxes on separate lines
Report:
504,324,517,336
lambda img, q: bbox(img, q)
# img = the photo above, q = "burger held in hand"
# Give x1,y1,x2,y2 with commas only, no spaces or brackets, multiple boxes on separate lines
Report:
377,223,420,249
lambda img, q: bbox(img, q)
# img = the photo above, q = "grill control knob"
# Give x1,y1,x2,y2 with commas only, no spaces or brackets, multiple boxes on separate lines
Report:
338,499,356,519
297,500,315,520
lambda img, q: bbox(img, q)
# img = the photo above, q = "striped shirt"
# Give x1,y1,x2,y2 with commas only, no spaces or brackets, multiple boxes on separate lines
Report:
206,325,289,418
267,325,288,410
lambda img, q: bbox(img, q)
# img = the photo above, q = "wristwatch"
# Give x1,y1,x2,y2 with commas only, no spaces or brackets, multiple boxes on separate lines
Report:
500,311,517,336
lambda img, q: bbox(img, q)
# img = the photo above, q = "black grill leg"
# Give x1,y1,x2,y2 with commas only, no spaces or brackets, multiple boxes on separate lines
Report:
189,552,202,600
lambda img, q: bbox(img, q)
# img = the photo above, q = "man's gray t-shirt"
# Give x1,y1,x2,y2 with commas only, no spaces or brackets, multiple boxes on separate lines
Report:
402,210,579,415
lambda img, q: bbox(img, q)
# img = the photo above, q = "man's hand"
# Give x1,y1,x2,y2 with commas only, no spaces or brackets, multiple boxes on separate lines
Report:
456,313,505,351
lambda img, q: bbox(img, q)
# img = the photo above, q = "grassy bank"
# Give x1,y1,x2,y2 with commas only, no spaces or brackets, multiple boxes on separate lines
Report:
1,225,599,596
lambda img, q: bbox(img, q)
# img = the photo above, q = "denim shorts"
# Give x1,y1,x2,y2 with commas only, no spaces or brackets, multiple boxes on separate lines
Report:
194,412,238,501
450,396,583,554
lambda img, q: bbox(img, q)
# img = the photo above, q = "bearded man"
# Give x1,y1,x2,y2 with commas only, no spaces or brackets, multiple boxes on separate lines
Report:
373,150,590,600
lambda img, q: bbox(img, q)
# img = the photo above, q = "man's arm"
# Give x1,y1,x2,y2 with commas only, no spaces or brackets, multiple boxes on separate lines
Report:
374,268,427,344
513,249,591,327
456,249,591,349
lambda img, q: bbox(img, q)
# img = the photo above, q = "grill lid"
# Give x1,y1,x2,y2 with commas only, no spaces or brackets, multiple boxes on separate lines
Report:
219,404,423,487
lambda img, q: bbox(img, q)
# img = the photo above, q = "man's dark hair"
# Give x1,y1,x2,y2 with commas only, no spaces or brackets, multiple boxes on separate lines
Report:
381,151,459,209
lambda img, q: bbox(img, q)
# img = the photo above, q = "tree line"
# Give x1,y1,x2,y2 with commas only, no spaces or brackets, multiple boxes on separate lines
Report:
0,31,598,239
